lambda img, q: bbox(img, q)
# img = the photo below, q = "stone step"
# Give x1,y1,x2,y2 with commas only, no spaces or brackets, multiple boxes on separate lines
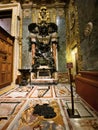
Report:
31,79,58,85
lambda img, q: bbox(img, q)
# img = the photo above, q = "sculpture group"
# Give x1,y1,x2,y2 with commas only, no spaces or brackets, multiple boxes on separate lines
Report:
28,6,59,79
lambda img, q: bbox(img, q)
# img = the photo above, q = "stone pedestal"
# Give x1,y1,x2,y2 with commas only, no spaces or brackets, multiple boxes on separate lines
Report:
30,66,58,85
31,78,58,85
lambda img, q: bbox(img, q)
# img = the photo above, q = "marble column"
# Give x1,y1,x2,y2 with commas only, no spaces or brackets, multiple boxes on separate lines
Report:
52,43,57,67
32,43,36,65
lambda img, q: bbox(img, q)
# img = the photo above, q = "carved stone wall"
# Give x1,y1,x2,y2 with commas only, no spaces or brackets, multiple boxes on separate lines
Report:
65,0,98,72
75,0,98,70
65,0,81,75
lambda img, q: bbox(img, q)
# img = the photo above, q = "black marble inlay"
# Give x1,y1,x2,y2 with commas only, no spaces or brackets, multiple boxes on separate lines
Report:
33,103,56,118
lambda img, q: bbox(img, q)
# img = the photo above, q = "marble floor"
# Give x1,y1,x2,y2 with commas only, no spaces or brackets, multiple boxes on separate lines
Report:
0,83,98,130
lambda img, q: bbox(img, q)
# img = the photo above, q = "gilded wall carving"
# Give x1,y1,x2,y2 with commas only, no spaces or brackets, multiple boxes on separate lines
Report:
31,8,57,24
65,0,81,71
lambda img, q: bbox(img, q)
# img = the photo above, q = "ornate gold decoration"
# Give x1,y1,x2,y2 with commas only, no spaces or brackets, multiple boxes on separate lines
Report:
38,6,50,23
65,0,82,71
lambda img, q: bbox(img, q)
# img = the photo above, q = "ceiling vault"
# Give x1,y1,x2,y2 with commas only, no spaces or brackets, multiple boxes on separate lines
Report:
0,0,70,6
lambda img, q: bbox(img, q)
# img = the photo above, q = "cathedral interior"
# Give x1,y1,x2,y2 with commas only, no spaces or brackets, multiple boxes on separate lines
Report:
0,0,98,129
